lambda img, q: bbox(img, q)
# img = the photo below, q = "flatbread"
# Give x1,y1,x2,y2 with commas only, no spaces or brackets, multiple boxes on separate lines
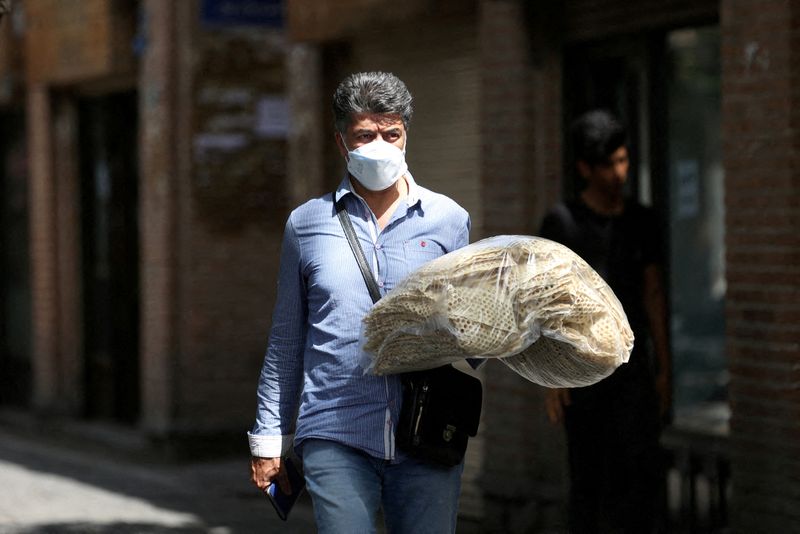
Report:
362,235,634,388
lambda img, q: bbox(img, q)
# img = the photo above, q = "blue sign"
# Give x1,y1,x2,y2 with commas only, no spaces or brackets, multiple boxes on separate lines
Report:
201,0,284,28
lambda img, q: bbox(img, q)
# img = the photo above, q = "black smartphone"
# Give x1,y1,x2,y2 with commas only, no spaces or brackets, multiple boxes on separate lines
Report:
266,456,306,521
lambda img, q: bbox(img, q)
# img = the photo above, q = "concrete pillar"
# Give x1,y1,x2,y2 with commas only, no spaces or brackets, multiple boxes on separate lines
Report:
27,85,59,412
139,0,185,435
26,87,82,416
52,96,83,414
287,43,324,207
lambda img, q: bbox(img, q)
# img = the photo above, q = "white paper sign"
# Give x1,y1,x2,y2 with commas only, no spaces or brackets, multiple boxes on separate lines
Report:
255,96,289,139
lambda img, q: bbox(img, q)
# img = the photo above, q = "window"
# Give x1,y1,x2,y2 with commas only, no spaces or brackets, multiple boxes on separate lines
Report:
665,27,727,430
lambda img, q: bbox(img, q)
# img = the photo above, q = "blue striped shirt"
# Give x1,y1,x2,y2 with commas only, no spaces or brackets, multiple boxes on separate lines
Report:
248,174,471,460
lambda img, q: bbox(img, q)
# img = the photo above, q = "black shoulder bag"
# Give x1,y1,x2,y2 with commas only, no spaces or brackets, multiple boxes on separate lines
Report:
334,193,482,467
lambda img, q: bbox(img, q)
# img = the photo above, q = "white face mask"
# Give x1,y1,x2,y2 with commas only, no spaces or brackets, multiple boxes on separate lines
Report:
343,136,408,192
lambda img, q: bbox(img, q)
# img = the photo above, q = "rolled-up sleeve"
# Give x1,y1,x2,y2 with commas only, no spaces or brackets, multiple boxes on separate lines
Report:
248,216,307,458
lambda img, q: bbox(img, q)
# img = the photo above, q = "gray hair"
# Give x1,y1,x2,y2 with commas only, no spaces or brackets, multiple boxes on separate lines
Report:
332,71,413,133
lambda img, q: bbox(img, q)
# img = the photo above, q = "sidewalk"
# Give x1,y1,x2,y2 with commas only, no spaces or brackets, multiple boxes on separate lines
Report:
0,420,317,533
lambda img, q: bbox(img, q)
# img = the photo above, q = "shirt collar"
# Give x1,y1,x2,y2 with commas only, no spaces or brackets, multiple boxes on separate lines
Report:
334,173,421,208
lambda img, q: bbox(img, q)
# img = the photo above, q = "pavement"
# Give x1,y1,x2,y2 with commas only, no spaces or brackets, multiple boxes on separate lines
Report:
0,418,318,534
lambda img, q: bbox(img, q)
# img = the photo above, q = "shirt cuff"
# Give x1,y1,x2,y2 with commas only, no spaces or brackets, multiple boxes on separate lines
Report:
248,432,294,458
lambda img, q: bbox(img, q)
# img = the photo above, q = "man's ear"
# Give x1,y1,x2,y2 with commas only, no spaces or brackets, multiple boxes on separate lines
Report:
576,160,592,179
335,132,349,158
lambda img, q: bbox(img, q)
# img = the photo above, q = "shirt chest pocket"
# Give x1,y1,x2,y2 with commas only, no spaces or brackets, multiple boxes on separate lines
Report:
403,238,444,271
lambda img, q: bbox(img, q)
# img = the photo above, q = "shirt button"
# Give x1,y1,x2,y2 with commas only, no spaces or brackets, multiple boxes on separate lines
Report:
378,281,385,288
375,244,382,250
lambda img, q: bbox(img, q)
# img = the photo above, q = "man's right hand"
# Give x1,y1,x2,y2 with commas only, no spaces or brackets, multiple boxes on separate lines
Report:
545,388,571,424
250,456,290,493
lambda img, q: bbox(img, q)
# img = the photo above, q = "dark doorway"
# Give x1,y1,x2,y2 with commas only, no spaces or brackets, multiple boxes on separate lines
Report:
563,38,661,206
79,91,140,423
565,30,727,416
0,110,31,407
563,28,728,529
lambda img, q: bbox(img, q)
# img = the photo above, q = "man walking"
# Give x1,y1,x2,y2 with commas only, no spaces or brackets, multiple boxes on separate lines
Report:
249,71,471,533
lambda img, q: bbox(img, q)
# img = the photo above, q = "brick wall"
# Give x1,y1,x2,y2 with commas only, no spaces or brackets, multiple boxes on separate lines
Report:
477,1,567,532
287,0,472,41
346,15,482,237
23,0,136,85
720,0,800,531
180,13,289,436
139,1,291,439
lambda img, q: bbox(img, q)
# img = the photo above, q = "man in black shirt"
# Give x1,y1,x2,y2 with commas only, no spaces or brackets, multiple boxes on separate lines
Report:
539,110,671,533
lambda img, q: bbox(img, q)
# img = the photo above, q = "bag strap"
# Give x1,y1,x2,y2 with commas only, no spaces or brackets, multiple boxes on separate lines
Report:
334,193,381,304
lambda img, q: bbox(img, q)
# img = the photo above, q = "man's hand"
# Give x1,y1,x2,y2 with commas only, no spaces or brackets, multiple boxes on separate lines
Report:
250,456,290,493
545,388,571,424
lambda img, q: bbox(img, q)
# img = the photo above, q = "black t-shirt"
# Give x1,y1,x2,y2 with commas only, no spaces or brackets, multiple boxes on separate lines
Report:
538,199,664,345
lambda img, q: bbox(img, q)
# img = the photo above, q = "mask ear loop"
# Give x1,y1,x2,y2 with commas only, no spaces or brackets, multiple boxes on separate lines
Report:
338,132,352,162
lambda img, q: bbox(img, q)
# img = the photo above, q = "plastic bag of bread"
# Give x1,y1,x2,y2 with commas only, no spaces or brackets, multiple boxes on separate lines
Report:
361,235,634,388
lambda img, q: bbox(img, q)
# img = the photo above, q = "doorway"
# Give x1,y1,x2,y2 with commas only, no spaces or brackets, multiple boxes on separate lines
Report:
0,110,31,407
563,30,726,418
78,90,140,423
563,37,656,205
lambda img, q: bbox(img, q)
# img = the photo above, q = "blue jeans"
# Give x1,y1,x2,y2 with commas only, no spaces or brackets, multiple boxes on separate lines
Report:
301,439,464,534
